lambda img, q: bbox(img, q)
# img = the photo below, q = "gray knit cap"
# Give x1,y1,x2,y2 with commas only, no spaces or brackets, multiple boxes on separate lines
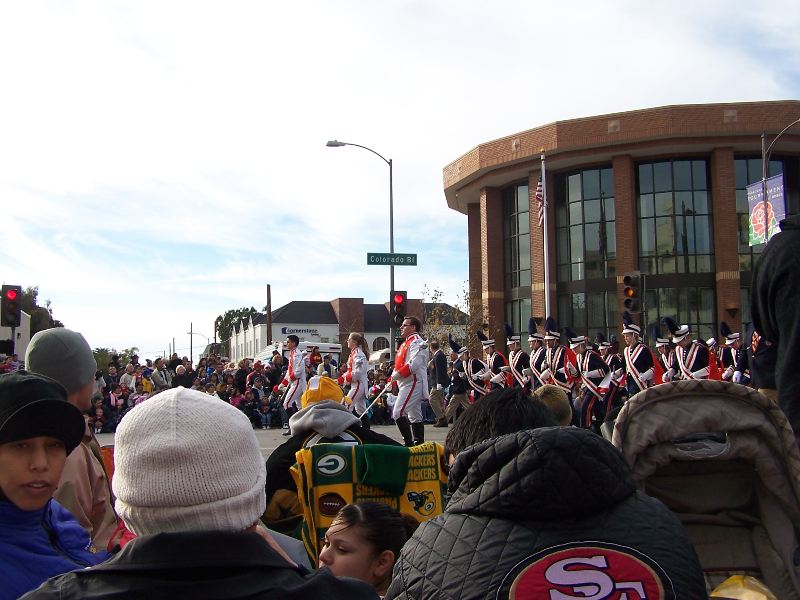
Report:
25,328,97,394
113,387,266,536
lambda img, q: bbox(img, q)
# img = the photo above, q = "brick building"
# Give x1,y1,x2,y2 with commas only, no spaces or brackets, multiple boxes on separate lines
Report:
444,100,800,345
226,298,466,364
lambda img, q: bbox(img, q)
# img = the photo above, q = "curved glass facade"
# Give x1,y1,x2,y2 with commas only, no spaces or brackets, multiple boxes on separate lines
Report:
554,167,617,340
503,183,532,336
556,168,616,281
637,160,714,275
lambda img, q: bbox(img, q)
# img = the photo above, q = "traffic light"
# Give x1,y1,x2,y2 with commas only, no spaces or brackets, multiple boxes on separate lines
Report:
622,271,641,313
1,285,22,328
390,290,407,328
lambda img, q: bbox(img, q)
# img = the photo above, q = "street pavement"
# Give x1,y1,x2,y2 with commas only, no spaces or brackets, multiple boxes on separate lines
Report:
97,422,450,460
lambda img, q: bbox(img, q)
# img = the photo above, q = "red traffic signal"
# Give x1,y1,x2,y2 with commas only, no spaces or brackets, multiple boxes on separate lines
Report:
390,290,407,328
1,285,22,328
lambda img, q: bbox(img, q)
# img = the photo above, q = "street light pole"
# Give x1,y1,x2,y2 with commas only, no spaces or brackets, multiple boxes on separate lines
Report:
761,117,800,242
327,140,397,361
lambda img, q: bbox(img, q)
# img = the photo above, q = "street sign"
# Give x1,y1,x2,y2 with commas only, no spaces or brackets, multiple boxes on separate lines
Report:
367,252,417,266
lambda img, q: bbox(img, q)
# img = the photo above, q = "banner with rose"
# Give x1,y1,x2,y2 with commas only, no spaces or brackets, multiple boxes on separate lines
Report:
747,174,785,245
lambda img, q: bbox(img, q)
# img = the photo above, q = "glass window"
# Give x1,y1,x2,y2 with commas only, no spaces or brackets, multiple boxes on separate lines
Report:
503,183,531,295
639,164,653,194
555,167,616,282
558,291,616,343
584,199,600,222
636,159,713,274
655,192,673,216
639,194,654,218
372,337,389,351
644,286,716,345
639,219,656,256
673,161,692,190
503,298,532,337
653,162,672,192
583,170,600,199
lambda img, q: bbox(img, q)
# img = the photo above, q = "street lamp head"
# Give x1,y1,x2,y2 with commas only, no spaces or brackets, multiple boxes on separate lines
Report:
326,140,346,147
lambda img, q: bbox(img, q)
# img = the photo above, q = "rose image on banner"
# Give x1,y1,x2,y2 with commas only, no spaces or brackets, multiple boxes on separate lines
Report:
747,174,785,246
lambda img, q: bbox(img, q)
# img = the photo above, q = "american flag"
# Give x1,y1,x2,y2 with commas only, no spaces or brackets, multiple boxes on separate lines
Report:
535,174,544,227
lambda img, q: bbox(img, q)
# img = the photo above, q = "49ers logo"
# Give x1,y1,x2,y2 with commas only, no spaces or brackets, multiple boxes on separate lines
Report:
498,543,674,600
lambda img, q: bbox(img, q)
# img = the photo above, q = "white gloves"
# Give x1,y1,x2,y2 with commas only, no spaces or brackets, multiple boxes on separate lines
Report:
662,369,674,383
691,367,710,379
732,371,742,384
640,369,654,383
436,383,443,390
722,366,734,381
391,370,401,381
490,372,506,384
522,368,533,377
585,369,605,379
500,366,511,372
383,381,394,393
614,369,624,380
539,368,552,381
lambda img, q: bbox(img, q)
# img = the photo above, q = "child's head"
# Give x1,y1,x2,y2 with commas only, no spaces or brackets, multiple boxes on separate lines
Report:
135,382,144,392
444,386,558,466
0,371,85,511
205,383,216,394
319,502,418,594
110,383,122,396
94,408,104,418
534,384,573,426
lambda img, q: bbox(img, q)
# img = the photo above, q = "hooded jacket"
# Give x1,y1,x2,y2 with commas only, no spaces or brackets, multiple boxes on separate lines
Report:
1,499,109,600
752,213,800,434
265,401,400,507
386,427,706,600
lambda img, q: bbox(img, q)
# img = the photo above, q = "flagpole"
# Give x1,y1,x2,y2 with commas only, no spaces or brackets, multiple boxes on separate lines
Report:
541,150,551,318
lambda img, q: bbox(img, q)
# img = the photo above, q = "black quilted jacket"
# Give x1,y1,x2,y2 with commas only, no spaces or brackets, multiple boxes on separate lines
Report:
386,427,706,599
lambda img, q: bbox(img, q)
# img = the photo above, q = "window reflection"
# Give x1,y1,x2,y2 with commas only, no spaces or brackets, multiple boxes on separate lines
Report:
503,183,531,292
556,167,616,282
636,160,714,274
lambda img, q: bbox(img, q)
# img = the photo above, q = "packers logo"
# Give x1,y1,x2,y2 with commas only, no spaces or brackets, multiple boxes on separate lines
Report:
497,542,674,600
407,490,436,516
316,453,346,476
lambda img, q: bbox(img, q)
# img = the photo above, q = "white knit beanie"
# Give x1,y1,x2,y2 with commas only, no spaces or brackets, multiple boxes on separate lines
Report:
113,387,266,536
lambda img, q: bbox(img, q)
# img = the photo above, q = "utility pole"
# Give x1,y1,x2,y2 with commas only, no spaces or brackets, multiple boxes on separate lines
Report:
267,284,273,345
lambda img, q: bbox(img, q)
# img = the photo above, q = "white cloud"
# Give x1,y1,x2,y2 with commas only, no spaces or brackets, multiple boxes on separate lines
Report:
0,0,797,360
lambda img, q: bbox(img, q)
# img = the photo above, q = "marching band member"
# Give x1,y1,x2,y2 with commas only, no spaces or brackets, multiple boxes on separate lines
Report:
386,316,428,447
718,322,742,382
661,317,719,380
504,323,530,390
620,312,662,396
477,331,513,390
277,335,307,413
338,332,371,428
526,318,547,390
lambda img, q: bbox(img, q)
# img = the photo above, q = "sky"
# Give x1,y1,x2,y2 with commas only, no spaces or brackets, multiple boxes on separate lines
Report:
1,0,799,363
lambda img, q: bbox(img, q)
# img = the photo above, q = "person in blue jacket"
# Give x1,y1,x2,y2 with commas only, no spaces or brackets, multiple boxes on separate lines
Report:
0,371,110,600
